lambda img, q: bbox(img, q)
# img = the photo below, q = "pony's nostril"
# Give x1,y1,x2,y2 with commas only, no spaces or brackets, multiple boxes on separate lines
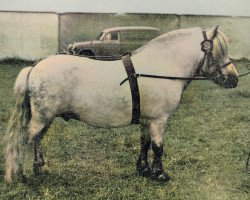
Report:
224,74,238,88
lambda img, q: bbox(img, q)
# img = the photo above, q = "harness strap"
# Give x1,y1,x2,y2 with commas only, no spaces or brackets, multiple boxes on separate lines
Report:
202,30,208,41
122,54,140,124
120,73,208,85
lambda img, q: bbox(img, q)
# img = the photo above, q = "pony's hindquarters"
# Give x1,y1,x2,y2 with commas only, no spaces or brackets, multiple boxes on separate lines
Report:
5,67,32,183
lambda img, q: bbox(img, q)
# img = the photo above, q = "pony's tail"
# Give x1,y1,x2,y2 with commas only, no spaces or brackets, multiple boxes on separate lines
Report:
5,67,32,183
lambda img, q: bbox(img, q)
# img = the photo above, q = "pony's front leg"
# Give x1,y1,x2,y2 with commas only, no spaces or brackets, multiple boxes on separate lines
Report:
137,124,151,177
150,115,170,181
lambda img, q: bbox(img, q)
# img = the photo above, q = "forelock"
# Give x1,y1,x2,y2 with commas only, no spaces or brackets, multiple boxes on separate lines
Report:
212,30,229,59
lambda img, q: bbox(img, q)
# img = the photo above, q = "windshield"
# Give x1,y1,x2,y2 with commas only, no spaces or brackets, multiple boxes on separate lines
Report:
96,32,104,40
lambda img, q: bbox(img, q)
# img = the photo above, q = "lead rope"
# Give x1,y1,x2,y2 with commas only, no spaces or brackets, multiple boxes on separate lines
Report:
239,64,250,78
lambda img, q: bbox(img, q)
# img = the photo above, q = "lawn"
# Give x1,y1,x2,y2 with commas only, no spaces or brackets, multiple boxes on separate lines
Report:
0,59,249,200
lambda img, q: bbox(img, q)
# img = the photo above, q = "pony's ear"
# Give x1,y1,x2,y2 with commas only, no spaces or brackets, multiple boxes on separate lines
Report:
211,25,219,40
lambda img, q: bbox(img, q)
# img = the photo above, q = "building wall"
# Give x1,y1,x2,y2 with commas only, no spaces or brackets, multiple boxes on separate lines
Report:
0,12,58,61
0,11,249,60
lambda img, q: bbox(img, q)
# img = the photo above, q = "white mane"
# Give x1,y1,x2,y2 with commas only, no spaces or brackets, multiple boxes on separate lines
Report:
134,27,229,62
134,27,201,54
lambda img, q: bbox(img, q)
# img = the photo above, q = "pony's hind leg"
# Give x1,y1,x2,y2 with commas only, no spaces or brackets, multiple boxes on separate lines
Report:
29,118,50,176
33,136,46,176
150,115,170,181
137,123,151,177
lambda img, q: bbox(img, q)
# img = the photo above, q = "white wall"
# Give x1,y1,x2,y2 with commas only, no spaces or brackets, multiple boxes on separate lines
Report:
0,12,58,61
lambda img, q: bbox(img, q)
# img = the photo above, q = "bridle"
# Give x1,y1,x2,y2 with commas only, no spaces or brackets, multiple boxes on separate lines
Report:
198,26,232,79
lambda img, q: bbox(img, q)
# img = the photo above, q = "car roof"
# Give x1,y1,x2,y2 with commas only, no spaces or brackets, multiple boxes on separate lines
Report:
102,26,160,33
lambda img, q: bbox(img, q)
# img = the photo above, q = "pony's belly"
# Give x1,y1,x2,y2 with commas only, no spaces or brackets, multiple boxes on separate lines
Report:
71,94,133,127
76,108,132,127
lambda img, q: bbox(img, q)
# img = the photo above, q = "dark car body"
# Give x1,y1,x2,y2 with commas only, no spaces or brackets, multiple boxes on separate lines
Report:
68,26,160,58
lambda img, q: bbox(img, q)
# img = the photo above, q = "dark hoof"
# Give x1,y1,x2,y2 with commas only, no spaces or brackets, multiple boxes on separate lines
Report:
33,163,43,176
16,167,27,183
17,174,27,183
137,157,152,177
21,175,27,183
137,165,152,177
151,171,170,182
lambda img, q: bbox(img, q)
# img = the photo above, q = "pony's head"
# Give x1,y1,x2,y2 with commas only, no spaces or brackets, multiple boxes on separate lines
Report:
200,26,238,88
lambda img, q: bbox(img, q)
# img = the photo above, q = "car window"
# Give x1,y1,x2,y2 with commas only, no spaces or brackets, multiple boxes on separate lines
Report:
120,30,159,42
111,32,118,40
103,32,119,42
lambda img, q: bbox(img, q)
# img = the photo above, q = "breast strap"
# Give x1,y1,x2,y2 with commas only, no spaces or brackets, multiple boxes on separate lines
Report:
122,54,140,124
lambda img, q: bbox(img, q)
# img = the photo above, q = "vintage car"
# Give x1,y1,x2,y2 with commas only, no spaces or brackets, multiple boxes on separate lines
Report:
68,26,160,59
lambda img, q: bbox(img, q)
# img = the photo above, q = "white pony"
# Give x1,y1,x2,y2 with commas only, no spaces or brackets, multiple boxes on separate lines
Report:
5,26,239,183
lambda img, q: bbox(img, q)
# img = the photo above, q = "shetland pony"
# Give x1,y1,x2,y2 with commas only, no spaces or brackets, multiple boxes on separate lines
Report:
5,26,238,183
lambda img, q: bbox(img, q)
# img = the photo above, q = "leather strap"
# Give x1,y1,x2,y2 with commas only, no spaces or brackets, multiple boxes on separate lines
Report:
122,54,140,124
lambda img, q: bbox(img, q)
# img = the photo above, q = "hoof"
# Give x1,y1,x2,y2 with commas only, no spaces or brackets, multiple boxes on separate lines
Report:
137,157,151,177
137,165,152,177
16,167,27,183
16,174,27,183
151,171,170,182
20,175,27,183
33,162,43,176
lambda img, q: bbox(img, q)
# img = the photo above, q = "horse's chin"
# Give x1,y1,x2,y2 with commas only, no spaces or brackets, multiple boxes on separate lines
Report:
212,73,238,88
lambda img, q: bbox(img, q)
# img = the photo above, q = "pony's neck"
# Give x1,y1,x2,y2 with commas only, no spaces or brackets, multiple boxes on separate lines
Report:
132,27,204,78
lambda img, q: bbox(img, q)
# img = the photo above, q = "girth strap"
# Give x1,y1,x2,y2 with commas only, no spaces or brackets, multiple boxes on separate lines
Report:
122,54,140,124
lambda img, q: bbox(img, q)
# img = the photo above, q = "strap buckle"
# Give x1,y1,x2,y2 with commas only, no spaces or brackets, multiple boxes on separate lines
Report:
201,39,213,53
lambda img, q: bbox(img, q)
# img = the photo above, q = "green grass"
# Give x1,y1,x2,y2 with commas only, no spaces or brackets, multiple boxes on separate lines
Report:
0,60,249,200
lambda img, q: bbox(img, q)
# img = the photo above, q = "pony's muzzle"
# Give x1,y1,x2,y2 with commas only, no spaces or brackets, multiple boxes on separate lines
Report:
224,73,238,88
219,63,239,88
212,72,238,88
